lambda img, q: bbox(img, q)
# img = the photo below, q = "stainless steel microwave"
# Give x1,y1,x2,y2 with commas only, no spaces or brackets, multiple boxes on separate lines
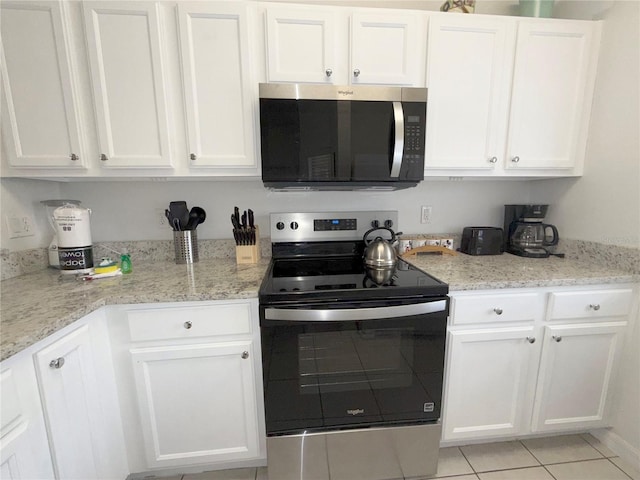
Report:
259,83,427,191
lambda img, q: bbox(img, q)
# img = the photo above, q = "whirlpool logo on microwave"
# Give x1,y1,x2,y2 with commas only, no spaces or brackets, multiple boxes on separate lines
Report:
347,409,365,416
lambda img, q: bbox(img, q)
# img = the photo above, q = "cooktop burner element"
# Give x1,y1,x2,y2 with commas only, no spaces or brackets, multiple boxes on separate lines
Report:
259,211,448,303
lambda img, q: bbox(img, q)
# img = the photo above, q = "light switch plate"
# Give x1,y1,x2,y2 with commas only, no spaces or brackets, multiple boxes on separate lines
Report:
6,215,35,238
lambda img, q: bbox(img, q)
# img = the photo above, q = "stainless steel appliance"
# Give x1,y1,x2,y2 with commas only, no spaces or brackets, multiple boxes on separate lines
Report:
504,204,560,258
259,84,427,191
259,211,448,479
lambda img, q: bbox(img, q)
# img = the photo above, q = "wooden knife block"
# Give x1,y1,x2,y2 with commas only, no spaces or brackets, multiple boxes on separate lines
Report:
235,227,260,264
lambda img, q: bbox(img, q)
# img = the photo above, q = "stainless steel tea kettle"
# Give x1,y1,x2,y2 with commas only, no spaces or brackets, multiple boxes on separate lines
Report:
363,227,402,268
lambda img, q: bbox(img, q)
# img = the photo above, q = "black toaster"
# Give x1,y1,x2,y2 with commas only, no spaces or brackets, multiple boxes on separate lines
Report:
460,227,504,255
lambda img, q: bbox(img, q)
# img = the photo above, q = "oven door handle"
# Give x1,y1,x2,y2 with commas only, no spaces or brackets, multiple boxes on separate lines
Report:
264,299,447,322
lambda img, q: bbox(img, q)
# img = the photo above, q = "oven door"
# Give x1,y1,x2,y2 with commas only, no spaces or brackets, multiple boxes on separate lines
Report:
260,298,447,436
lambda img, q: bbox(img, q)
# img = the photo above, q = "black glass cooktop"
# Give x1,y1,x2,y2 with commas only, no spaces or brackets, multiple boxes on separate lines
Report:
260,256,448,304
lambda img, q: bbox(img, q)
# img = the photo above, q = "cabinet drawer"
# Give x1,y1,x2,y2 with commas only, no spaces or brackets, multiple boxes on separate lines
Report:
547,289,634,321
452,293,541,325
127,303,252,342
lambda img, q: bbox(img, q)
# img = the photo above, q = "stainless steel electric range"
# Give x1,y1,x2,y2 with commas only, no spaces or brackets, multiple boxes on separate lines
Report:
259,211,449,479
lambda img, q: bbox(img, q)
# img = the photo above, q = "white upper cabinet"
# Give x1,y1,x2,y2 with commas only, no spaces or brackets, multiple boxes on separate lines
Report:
263,4,425,86
178,2,257,170
425,14,515,170
350,11,421,85
0,1,86,169
425,15,600,176
506,21,596,170
83,1,173,168
265,6,337,83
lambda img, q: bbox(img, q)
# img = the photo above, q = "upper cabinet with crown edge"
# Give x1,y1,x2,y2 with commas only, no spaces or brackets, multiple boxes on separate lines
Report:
424,13,601,177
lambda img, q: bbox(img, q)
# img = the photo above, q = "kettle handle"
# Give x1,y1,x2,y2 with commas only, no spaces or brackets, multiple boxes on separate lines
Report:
542,224,559,246
363,227,396,246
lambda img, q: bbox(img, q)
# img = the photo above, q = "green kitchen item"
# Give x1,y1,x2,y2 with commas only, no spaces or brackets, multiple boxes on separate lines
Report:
519,0,554,17
121,249,132,274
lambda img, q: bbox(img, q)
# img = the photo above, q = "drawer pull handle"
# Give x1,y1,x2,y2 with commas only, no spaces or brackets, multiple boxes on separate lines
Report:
526,336,536,344
589,304,601,311
241,351,249,359
552,335,562,342
488,156,498,164
49,357,65,369
184,321,193,329
493,308,503,315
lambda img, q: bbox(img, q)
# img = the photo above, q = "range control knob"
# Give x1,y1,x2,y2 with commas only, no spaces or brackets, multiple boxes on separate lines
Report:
384,219,394,229
276,221,285,230
290,221,299,230
371,220,380,228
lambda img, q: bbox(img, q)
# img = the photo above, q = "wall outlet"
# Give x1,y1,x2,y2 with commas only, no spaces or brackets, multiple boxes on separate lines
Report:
420,206,432,224
155,208,168,227
6,215,35,238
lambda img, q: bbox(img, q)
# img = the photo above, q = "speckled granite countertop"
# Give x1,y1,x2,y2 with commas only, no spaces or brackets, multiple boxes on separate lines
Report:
1,254,637,362
1,259,270,362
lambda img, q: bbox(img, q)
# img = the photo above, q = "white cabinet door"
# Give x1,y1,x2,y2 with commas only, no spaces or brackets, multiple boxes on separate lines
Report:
506,21,596,170
131,341,260,468
0,359,55,480
425,14,515,170
34,323,126,480
265,6,337,84
443,326,540,441
83,1,172,168
532,322,626,433
350,11,422,85
178,2,257,170
0,1,85,169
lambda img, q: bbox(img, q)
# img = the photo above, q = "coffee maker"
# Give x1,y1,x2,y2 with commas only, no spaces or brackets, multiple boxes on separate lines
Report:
504,205,559,258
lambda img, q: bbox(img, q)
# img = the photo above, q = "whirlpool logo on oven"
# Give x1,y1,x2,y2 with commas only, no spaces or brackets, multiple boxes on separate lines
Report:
347,409,365,416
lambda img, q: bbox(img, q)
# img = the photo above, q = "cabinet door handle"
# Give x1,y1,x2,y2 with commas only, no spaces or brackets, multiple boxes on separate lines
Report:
488,156,498,164
184,321,193,329
353,68,360,77
190,153,197,161
511,156,520,163
526,336,536,344
241,351,249,359
100,153,108,161
49,357,65,369
589,304,601,311
325,68,333,77
552,335,562,342
493,308,503,315
70,153,79,161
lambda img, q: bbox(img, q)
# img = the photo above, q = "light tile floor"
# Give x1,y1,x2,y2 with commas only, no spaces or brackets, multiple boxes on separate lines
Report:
150,434,640,480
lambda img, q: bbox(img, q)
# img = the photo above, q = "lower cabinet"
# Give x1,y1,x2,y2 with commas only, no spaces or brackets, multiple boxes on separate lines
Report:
33,310,128,480
444,326,539,440
109,299,266,474
130,341,260,468
532,321,627,432
442,284,636,442
0,354,55,480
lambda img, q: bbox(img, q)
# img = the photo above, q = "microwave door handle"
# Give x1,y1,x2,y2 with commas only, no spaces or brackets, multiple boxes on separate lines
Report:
391,101,404,178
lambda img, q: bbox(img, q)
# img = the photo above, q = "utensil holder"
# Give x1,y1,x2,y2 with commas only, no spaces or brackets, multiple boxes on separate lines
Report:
235,227,260,264
174,230,199,264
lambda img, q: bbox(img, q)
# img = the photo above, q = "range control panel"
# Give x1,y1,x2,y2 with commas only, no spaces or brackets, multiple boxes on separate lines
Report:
270,211,398,243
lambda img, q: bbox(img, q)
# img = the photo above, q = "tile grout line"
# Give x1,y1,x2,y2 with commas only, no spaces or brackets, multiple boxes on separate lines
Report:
605,457,635,480
517,439,561,480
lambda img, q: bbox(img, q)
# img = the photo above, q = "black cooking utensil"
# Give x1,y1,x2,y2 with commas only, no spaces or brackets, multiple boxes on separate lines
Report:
169,201,189,230
186,206,206,230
